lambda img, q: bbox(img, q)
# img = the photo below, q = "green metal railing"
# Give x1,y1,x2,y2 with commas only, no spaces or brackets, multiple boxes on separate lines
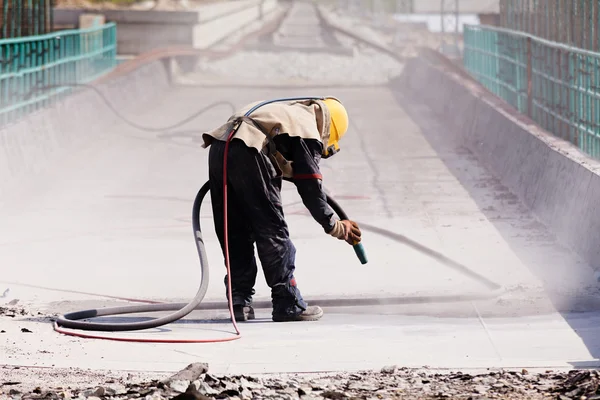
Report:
463,24,600,159
1,0,53,39
0,22,118,127
500,0,600,52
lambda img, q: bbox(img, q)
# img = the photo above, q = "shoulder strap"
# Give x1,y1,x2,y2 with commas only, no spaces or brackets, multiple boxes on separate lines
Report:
236,116,293,178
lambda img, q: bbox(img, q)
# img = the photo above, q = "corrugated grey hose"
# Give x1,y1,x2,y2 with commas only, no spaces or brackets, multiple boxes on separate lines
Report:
55,178,505,332
54,182,360,332
55,181,213,331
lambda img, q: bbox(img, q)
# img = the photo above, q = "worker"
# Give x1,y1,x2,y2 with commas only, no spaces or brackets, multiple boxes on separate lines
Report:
201,97,362,322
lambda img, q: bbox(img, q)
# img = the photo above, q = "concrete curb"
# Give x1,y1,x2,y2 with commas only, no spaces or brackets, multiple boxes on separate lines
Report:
0,59,171,203
54,0,279,54
0,2,286,204
396,48,600,271
94,3,289,83
0,49,195,204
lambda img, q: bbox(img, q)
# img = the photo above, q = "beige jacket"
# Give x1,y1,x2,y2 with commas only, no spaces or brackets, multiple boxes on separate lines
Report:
201,99,331,177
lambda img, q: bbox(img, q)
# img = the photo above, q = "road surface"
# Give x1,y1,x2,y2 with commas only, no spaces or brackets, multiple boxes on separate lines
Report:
1,0,599,383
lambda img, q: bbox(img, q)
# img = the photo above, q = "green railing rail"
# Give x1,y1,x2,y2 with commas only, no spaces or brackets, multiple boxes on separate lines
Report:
0,22,117,127
500,0,600,52
1,0,53,39
463,24,600,159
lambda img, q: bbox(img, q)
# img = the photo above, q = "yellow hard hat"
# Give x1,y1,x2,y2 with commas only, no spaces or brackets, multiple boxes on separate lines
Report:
322,97,349,158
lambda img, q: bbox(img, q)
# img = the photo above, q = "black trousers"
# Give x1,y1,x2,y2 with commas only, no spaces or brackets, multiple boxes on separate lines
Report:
208,139,308,317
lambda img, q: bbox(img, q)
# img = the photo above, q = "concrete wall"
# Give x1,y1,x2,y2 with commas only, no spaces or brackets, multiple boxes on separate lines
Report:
54,0,279,54
397,49,600,270
0,59,172,202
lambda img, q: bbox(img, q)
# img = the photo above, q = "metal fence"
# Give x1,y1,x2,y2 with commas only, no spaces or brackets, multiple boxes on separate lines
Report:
1,0,53,39
500,0,600,52
463,24,600,159
0,22,118,127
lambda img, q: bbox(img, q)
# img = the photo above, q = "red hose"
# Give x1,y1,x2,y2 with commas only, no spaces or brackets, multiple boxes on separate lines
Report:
52,322,239,343
53,129,241,343
222,128,242,337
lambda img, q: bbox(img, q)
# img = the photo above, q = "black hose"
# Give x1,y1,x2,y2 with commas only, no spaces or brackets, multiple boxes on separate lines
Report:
55,182,211,332
50,92,504,333
25,83,237,132
54,181,361,332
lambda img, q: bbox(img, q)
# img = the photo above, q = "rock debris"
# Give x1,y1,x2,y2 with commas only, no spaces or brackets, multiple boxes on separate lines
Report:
2,363,600,400
195,47,403,85
0,304,41,319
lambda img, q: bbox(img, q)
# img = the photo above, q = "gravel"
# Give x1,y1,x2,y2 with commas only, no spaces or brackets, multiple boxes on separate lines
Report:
195,46,404,85
3,363,600,400
0,302,38,318
182,1,405,85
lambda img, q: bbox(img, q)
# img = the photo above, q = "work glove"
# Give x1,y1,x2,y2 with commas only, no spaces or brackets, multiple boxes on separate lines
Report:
328,219,362,245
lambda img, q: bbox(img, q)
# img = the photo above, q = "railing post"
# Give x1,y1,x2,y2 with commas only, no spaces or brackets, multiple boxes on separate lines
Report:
526,35,533,118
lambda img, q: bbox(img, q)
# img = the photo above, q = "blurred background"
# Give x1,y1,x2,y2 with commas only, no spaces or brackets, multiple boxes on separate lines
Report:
2,0,600,157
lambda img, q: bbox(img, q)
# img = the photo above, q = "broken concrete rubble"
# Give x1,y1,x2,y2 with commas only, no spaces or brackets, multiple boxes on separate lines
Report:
2,364,600,400
162,363,209,386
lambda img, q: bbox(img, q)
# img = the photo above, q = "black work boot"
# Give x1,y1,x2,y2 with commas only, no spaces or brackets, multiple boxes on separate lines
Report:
272,305,323,322
233,305,255,321
271,278,323,322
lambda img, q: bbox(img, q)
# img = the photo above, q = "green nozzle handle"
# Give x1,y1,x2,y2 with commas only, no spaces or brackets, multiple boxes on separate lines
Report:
353,242,368,264
319,192,367,265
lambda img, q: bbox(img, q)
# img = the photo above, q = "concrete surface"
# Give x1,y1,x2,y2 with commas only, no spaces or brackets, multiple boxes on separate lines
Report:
2,0,600,380
242,1,352,55
398,51,600,278
1,81,600,374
